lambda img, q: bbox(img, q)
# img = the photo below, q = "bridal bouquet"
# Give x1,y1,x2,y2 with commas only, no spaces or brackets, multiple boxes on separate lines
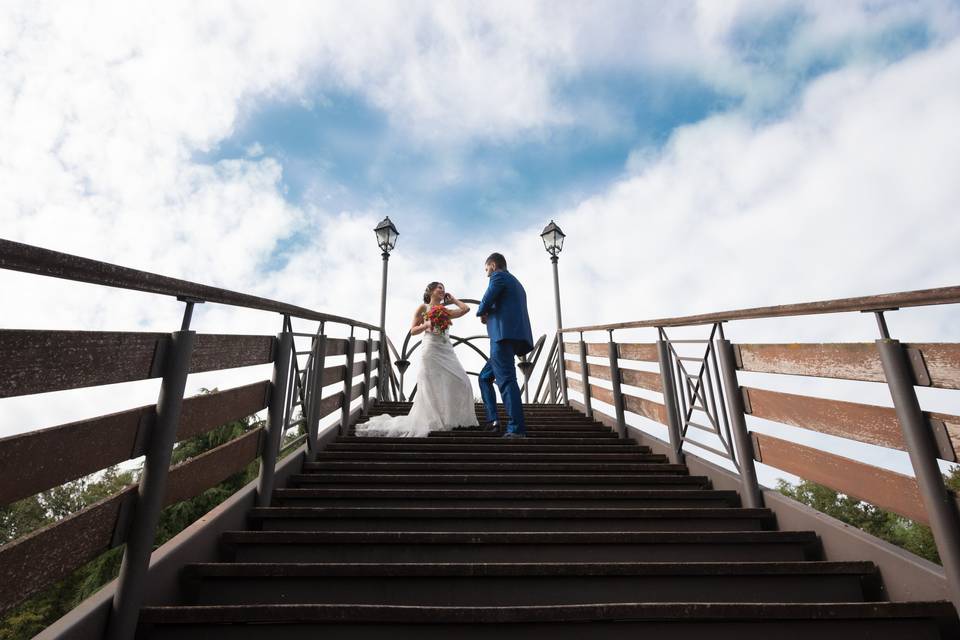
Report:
426,305,452,334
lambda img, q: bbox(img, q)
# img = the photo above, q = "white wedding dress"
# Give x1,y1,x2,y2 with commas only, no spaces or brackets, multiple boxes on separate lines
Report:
356,328,479,437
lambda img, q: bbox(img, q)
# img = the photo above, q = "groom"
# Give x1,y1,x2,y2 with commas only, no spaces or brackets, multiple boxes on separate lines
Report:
477,252,534,437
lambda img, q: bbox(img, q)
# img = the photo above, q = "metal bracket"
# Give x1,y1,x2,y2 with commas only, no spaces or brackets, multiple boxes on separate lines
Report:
131,410,155,458
732,344,744,369
928,418,957,462
176,296,206,305
740,387,753,414
750,432,763,462
906,348,932,387
110,491,137,548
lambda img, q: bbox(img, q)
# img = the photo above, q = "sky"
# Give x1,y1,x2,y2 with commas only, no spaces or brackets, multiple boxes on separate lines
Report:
3,0,960,485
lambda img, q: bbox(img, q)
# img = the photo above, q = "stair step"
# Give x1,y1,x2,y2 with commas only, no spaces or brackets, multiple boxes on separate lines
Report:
221,530,821,563
271,488,739,508
426,431,620,438
137,602,959,639
248,506,775,532
302,461,687,473
182,561,880,606
287,473,710,490
312,452,668,462
327,442,645,451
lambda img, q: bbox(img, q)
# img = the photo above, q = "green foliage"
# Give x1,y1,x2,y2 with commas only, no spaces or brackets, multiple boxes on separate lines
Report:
0,409,262,639
776,463,960,565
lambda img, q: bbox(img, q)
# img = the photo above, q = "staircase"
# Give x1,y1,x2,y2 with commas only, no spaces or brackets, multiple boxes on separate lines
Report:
137,402,958,638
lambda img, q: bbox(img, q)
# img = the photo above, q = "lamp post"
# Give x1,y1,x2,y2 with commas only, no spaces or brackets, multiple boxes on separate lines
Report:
541,220,568,404
374,216,399,401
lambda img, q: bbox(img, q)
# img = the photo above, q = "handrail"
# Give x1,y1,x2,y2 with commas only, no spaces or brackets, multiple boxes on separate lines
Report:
0,238,380,331
560,284,960,333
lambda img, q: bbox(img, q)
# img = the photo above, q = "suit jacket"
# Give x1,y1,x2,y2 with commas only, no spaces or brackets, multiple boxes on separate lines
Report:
476,270,534,356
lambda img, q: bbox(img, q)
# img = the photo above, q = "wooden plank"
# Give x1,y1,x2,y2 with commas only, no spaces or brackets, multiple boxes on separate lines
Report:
623,393,668,425
565,360,582,375
620,368,663,393
325,338,349,356
322,365,347,386
743,387,905,451
164,428,262,506
176,382,270,442
349,382,364,402
585,343,607,358
737,343,883,382
351,360,366,377
0,330,164,398
318,393,343,418
589,384,615,406
566,377,584,393
617,343,659,363
752,432,927,524
0,382,268,507
910,343,960,390
563,342,578,352
586,363,613,382
560,284,960,333
0,486,136,615
190,334,274,372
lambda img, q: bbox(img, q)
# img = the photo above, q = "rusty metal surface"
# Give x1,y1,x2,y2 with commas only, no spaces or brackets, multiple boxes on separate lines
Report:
589,384,615,406
0,485,136,615
620,368,663,393
744,386,906,451
0,404,150,506
560,284,960,333
176,381,270,442
190,334,274,373
617,343,660,363
751,432,927,524
0,239,379,330
623,393,668,425
163,428,261,507
0,330,165,398
325,338,350,356
318,393,343,418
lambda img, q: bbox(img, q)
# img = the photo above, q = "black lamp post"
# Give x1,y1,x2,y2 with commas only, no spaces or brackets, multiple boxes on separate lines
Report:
374,216,399,400
541,220,568,404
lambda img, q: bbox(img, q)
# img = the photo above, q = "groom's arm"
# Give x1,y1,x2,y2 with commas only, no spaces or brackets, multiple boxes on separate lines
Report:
476,272,506,317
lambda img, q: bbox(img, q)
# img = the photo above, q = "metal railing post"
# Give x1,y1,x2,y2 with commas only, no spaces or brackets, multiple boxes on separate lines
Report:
557,333,570,405
875,316,960,610
578,332,592,418
341,333,357,434
256,328,293,508
715,331,764,509
363,330,374,413
306,329,327,459
106,306,197,640
656,330,685,465
547,349,558,404
607,330,626,438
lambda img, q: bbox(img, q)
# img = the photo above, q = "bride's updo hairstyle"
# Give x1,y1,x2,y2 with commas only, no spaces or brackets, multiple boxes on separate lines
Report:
423,282,443,304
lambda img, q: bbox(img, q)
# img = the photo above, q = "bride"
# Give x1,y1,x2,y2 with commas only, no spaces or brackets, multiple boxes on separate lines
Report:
356,281,479,437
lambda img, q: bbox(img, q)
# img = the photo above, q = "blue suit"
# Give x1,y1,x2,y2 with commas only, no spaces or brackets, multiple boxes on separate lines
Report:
476,270,534,434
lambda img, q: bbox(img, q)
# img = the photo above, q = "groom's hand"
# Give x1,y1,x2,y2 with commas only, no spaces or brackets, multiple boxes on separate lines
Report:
480,314,488,325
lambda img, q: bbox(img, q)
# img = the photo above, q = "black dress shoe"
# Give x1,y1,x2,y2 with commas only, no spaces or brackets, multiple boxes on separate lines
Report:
481,422,500,432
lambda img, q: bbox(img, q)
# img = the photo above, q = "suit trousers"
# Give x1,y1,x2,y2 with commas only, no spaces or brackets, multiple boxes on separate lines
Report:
478,339,526,434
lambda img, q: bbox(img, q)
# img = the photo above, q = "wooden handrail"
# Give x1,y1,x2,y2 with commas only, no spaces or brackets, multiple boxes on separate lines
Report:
0,238,380,331
561,284,960,333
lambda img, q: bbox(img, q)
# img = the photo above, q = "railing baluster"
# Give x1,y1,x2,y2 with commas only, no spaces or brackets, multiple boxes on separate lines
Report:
256,327,293,508
341,332,357,434
714,324,763,508
875,312,960,611
578,332,592,418
363,330,374,413
106,304,197,640
607,329,626,437
306,326,327,459
656,328,685,465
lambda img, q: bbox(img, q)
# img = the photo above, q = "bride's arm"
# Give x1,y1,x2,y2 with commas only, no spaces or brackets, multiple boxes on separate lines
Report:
445,293,470,319
409,304,431,336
